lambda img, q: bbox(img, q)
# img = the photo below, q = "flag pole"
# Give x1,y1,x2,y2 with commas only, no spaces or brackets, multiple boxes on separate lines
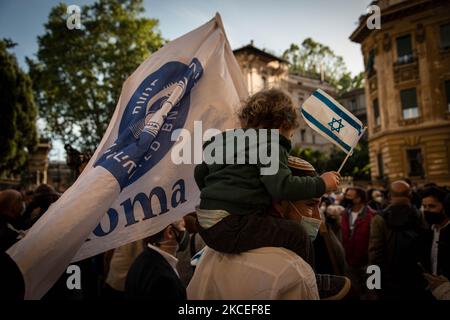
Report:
337,126,367,174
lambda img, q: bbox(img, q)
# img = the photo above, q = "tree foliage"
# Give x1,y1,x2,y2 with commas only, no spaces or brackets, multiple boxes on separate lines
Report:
326,136,370,180
0,39,38,176
29,0,165,151
283,38,364,95
290,146,328,174
337,71,365,95
291,137,370,180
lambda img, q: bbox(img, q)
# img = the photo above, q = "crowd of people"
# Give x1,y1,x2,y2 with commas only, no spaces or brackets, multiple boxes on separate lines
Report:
1,166,449,300
1,89,450,300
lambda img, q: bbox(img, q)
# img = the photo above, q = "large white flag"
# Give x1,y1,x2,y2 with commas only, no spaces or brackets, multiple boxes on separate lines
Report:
301,89,365,154
7,13,248,299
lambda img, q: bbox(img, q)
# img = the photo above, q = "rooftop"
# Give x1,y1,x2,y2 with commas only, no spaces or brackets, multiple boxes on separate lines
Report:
350,0,440,43
233,41,289,64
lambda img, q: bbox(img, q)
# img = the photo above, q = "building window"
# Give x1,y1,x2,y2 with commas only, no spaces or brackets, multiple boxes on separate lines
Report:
440,23,450,50
377,153,384,179
373,98,381,126
445,80,450,112
366,49,375,76
406,148,424,177
300,129,306,142
396,34,414,64
312,133,316,144
262,76,268,89
400,88,419,119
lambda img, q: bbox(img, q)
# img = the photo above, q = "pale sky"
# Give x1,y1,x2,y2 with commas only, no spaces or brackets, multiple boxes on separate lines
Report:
0,0,371,74
0,0,372,159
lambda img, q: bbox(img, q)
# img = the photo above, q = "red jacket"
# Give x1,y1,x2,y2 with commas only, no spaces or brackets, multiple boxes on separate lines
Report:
341,206,375,268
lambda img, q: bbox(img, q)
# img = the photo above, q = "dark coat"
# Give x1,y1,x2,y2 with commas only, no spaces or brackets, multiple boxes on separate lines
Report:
314,223,348,276
0,250,24,299
368,204,429,299
125,247,186,300
418,222,450,279
0,215,20,252
194,129,326,216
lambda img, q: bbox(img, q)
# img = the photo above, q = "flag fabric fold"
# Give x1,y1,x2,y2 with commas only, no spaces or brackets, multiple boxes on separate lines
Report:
7,13,248,299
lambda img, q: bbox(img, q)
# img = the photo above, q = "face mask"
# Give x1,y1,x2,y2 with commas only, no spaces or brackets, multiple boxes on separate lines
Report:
287,201,322,241
300,216,322,242
374,196,383,204
341,198,354,208
424,211,446,226
157,239,179,253
172,225,189,252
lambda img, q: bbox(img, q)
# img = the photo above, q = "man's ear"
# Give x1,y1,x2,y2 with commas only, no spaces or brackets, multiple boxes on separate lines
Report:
163,225,176,241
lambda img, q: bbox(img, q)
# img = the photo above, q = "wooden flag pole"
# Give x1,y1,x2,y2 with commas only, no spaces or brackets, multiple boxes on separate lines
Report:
337,126,367,174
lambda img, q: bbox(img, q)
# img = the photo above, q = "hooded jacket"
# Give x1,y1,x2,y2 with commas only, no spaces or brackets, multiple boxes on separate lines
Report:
194,129,326,216
368,204,429,298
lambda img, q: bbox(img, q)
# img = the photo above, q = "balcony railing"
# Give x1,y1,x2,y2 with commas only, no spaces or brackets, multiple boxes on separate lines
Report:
395,54,415,66
394,57,419,85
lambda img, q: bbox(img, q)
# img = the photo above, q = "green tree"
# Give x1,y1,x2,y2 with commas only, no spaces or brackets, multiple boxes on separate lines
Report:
336,71,365,95
283,38,347,87
290,146,328,173
326,136,370,180
28,0,165,151
0,39,38,176
283,38,364,94
291,137,370,180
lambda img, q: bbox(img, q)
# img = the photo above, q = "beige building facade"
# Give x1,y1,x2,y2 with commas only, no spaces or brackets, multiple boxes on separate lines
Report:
233,43,337,154
351,0,450,185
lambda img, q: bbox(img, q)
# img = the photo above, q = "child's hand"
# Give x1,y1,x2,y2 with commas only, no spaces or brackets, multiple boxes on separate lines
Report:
423,273,449,291
320,171,341,192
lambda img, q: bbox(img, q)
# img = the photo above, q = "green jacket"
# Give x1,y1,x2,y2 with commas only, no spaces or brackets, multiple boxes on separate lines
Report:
194,129,326,215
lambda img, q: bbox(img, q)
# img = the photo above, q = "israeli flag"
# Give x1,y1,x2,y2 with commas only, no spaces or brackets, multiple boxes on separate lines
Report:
301,89,365,154
7,13,248,299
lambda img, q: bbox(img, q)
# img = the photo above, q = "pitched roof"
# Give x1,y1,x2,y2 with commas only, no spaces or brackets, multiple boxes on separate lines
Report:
233,43,289,64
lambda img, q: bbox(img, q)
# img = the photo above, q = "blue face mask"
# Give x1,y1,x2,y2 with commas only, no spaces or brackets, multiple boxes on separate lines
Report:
288,201,322,242
300,216,322,242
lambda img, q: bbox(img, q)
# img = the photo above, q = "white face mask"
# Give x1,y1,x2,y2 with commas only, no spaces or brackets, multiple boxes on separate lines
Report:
288,201,322,242
374,196,383,204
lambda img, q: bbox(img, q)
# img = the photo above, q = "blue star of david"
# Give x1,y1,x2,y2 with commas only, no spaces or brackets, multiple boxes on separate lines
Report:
328,117,345,133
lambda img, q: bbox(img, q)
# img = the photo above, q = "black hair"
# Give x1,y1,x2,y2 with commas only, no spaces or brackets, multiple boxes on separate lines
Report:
145,228,167,246
320,196,333,206
444,194,450,218
347,186,367,203
420,186,448,205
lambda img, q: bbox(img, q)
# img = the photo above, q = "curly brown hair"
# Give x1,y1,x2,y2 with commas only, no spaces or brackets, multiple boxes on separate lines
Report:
238,89,300,130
